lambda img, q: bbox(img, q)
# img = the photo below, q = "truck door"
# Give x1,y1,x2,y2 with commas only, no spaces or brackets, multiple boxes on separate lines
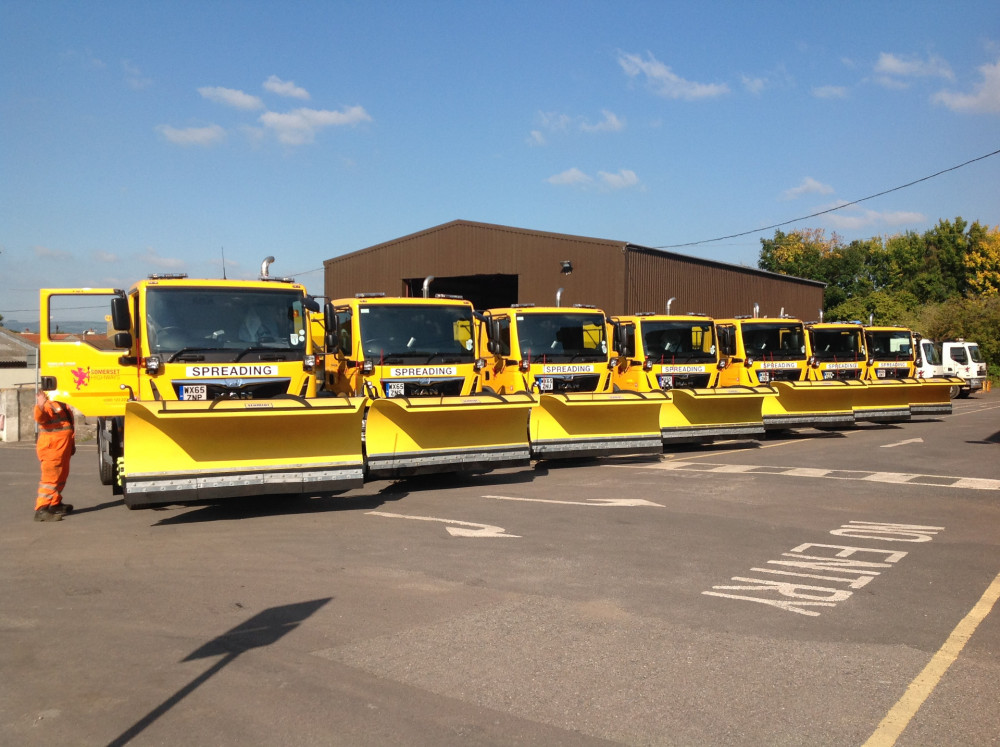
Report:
39,289,136,417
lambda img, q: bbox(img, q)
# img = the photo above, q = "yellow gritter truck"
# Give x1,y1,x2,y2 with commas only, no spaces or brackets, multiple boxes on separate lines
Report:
39,260,366,508
477,303,666,459
610,312,772,444
321,290,534,477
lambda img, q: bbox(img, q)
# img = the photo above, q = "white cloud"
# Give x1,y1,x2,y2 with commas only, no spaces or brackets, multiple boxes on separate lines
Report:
33,245,72,261
546,168,640,191
618,51,729,100
598,169,639,190
741,75,766,95
139,247,185,270
258,105,372,145
263,75,310,100
822,203,926,231
580,109,625,133
199,86,264,110
527,130,546,146
873,52,954,89
156,124,227,146
812,85,848,99
122,60,152,90
546,168,593,187
932,59,1000,113
93,250,119,263
782,177,835,200
875,52,953,80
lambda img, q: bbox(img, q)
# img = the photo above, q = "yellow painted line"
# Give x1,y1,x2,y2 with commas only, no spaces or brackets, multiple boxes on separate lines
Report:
863,571,1000,746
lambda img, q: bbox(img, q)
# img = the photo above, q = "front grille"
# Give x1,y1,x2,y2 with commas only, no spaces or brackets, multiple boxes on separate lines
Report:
821,368,862,380
544,374,601,393
172,379,292,400
384,378,465,397
656,373,712,389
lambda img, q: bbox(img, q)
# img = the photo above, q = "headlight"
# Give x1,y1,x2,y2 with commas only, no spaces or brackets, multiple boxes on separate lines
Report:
145,355,162,375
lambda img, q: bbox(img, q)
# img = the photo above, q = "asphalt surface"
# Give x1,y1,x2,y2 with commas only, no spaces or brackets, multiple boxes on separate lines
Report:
1,391,998,746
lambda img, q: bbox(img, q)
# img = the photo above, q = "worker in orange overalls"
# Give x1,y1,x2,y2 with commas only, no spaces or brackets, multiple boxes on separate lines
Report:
34,389,76,522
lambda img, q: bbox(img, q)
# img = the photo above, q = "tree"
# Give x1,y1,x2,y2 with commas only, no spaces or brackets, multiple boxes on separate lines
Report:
964,224,1000,295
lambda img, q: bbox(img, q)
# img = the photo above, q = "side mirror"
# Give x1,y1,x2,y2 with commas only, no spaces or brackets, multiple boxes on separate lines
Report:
39,375,57,391
110,296,131,332
324,302,336,350
113,332,134,349
303,295,320,313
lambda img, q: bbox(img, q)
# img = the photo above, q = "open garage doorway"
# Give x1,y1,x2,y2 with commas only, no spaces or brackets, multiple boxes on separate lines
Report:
404,274,518,310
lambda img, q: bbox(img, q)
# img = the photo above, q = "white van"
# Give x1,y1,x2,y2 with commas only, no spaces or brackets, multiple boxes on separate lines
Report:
940,340,986,397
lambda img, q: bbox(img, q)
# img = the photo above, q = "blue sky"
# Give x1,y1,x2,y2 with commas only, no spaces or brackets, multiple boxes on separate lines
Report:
2,1,998,323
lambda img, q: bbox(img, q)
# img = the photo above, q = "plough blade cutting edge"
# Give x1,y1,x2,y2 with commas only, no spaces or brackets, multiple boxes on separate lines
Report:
846,379,912,423
121,396,366,508
762,380,856,430
660,386,772,443
530,391,667,459
364,392,535,478
907,376,962,417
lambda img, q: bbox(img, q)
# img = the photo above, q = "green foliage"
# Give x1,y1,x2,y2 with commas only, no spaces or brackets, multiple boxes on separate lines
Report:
758,217,997,368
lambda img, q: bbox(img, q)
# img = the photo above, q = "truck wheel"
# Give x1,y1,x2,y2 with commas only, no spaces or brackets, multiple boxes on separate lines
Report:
949,385,961,399
97,419,116,486
957,388,971,399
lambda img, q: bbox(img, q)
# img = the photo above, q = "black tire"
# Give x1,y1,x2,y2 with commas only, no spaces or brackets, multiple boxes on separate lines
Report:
957,388,971,399
97,419,116,486
949,385,961,399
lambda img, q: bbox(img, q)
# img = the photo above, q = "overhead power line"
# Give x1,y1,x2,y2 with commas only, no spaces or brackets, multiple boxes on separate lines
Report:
654,147,1000,250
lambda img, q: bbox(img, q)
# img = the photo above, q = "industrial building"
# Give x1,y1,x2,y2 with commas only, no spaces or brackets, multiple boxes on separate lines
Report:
323,220,825,318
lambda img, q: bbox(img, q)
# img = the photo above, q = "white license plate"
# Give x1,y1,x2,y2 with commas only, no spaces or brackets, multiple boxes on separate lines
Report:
386,382,405,397
757,371,771,383
876,369,886,378
538,377,553,391
656,375,673,389
180,384,207,401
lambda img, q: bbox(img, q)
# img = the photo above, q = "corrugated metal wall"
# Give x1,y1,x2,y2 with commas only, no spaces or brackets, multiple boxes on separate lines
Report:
324,221,825,318
623,246,825,320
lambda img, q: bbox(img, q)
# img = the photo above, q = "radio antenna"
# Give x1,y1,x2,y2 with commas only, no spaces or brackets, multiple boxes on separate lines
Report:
221,246,227,279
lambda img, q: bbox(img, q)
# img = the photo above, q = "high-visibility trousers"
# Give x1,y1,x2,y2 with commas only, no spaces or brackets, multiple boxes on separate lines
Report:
36,433,73,511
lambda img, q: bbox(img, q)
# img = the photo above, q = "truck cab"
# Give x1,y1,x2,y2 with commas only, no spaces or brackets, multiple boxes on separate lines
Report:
940,339,986,397
805,322,866,381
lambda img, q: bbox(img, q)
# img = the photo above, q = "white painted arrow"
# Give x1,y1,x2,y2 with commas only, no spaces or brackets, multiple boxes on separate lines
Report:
482,495,663,508
881,438,924,448
367,511,519,538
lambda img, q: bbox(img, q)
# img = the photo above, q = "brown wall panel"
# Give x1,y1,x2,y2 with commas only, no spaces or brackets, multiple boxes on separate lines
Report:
324,221,825,319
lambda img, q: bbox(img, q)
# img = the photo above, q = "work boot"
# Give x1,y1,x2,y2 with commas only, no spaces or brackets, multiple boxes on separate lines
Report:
34,508,63,522
49,503,73,516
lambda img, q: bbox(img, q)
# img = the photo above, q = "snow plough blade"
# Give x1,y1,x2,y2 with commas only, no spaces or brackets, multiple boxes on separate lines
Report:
660,386,773,444
762,380,856,430
121,396,366,508
530,391,667,459
364,392,535,478
848,379,912,423
906,376,962,417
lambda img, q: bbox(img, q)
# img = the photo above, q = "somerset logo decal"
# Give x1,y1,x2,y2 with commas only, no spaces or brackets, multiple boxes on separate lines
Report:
72,367,91,390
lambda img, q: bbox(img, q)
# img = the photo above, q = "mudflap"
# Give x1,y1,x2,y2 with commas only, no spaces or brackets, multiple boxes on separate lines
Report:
120,396,366,508
847,379,912,423
763,380,856,430
906,376,962,417
661,386,772,444
530,391,667,459
364,392,534,478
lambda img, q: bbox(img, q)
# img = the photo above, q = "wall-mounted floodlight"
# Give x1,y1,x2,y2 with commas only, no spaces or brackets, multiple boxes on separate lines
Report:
560,260,573,275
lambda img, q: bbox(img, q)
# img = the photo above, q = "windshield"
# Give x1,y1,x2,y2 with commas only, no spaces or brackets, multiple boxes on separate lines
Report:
145,287,307,360
921,341,942,366
740,322,806,361
640,320,716,363
867,330,912,361
516,311,607,363
811,328,863,361
968,344,983,363
359,304,475,363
